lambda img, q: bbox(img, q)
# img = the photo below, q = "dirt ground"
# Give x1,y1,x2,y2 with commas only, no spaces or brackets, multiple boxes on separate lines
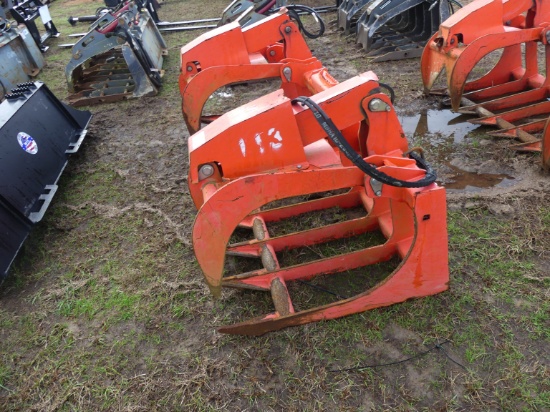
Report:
0,0,548,411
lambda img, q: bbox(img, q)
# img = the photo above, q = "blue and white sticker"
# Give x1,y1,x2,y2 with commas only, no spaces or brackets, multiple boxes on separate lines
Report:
17,132,38,155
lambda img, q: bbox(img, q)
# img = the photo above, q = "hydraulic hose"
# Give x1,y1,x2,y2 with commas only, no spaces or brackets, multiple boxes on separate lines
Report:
292,96,437,188
272,4,325,39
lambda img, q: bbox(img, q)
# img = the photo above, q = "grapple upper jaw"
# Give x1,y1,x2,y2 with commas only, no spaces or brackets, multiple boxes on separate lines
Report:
179,10,314,134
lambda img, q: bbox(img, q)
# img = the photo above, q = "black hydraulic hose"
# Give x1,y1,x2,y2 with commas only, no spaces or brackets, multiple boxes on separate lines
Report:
378,82,395,104
292,96,437,188
272,4,325,39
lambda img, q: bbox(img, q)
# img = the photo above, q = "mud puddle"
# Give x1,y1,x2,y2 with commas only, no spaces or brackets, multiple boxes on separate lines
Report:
398,108,479,143
443,163,516,192
398,108,521,192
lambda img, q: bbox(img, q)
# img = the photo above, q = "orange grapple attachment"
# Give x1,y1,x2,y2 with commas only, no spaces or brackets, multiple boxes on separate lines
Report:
188,71,449,335
179,9,315,134
421,0,550,169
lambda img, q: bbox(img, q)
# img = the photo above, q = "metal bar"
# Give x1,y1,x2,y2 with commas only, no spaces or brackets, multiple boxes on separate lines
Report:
159,24,217,32
227,215,380,256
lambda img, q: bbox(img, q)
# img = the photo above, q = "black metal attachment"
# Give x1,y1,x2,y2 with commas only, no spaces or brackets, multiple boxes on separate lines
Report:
10,0,60,52
0,82,92,278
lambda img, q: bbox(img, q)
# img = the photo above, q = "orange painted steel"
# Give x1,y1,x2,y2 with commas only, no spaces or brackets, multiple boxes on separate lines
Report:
421,0,550,170
188,68,449,335
179,10,316,134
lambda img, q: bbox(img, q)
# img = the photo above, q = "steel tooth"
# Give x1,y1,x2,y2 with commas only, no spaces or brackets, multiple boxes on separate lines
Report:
509,140,542,152
486,120,546,139
260,245,278,272
252,218,266,241
270,277,294,316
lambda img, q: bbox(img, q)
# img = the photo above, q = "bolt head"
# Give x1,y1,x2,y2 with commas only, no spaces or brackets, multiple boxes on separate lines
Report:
368,98,386,112
187,65,193,72
285,26,292,33
269,50,276,56
199,164,215,178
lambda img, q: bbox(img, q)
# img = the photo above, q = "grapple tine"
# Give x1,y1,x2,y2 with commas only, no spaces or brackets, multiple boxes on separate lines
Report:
420,32,448,93
486,120,546,139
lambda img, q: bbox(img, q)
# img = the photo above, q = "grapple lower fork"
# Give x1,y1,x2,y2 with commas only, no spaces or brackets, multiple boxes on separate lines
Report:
421,0,550,169
188,73,449,335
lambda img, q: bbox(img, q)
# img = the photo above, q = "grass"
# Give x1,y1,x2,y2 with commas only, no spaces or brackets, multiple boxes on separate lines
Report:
1,0,549,410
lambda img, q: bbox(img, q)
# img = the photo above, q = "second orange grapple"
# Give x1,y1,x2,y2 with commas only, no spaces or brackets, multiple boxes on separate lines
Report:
421,0,550,169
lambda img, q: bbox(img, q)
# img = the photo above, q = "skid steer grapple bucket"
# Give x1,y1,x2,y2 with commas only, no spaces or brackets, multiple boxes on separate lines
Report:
421,0,550,169
65,2,167,106
355,0,452,62
187,64,449,334
179,10,315,134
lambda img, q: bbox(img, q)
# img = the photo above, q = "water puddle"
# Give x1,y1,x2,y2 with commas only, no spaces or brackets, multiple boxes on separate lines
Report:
443,163,516,192
398,109,479,143
397,108,519,192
